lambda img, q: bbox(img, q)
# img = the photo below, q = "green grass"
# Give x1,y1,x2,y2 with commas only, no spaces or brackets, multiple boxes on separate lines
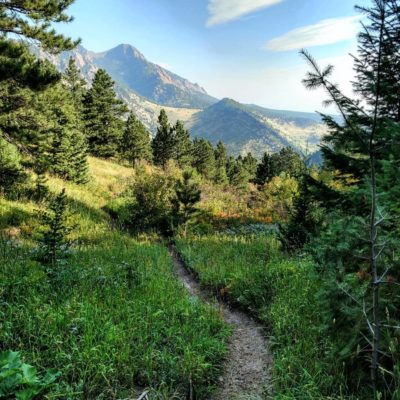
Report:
0,158,230,399
176,234,352,399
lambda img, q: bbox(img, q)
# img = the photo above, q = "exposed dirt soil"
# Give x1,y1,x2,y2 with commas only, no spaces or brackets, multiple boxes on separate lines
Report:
168,245,273,400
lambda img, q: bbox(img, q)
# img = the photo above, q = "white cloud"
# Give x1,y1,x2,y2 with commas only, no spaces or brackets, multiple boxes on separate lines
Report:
207,0,284,27
264,16,360,52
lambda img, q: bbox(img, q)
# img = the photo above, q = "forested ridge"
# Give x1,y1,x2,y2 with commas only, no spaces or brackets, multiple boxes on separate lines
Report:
0,0,399,399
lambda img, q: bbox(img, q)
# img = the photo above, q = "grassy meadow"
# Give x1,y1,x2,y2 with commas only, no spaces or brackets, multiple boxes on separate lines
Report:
0,158,230,399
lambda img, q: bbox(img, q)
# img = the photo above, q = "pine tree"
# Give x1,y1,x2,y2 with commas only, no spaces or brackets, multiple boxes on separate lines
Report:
121,112,152,166
152,109,176,167
0,0,79,53
82,69,127,158
50,129,71,179
229,159,251,188
34,82,89,183
0,138,26,195
191,138,216,180
242,152,258,181
271,147,304,178
256,152,274,185
63,57,86,109
301,1,400,394
174,171,201,236
69,131,89,184
174,120,192,168
38,189,72,269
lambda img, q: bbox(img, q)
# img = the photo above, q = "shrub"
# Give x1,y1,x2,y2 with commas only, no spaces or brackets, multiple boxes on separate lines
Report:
130,169,177,233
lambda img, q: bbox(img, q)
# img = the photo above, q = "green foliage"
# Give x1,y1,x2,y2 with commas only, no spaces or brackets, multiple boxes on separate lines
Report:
255,152,274,185
192,138,216,180
0,138,26,195
130,168,177,233
120,112,152,165
63,57,86,109
300,1,400,395
0,350,60,400
173,171,201,234
0,230,228,399
214,141,228,184
36,82,89,183
152,109,176,167
176,234,354,399
36,188,72,268
0,0,79,53
82,69,127,158
174,120,193,168
279,175,322,253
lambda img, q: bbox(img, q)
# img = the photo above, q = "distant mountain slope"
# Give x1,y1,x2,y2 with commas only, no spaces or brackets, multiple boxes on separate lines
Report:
33,44,216,109
32,43,327,157
187,99,327,157
92,44,217,109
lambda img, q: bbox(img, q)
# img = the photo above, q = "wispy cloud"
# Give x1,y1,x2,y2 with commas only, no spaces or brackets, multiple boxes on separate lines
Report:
207,0,284,27
264,16,360,52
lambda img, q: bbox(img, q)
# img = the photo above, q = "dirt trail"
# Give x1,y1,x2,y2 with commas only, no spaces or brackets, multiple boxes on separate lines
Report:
168,245,273,400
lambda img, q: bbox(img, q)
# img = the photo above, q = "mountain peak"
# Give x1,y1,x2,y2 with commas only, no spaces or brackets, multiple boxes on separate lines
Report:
106,43,146,60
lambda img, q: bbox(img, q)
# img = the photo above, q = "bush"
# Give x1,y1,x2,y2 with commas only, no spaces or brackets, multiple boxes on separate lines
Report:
130,169,177,233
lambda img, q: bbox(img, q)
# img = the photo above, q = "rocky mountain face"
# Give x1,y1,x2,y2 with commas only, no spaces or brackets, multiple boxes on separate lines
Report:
33,43,216,109
32,43,326,157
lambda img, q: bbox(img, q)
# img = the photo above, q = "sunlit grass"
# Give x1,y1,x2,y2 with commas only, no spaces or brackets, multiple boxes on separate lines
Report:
0,158,230,399
176,234,354,399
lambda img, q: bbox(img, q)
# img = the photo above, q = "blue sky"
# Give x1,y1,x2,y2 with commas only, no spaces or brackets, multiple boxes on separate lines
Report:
58,0,370,112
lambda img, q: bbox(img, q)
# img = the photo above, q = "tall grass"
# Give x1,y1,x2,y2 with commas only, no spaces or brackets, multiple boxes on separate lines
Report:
0,158,230,399
176,234,355,399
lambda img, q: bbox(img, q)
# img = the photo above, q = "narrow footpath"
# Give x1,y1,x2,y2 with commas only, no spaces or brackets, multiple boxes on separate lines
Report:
168,245,273,400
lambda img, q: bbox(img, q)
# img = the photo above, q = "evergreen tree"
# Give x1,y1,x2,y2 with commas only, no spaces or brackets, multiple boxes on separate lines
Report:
174,120,192,168
174,171,201,235
63,57,86,109
0,0,79,52
191,138,216,180
0,138,26,195
229,159,252,188
82,69,127,158
301,1,400,394
0,0,78,188
36,82,89,183
152,109,176,167
50,129,71,179
69,132,89,184
121,112,152,166
242,152,258,181
37,189,72,269
256,152,274,185
271,147,304,178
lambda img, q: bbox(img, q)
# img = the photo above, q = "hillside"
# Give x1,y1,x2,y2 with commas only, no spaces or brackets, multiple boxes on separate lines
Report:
187,98,326,157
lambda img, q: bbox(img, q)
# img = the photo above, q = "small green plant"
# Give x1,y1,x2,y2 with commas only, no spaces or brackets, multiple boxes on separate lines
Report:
37,188,73,269
0,350,60,400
